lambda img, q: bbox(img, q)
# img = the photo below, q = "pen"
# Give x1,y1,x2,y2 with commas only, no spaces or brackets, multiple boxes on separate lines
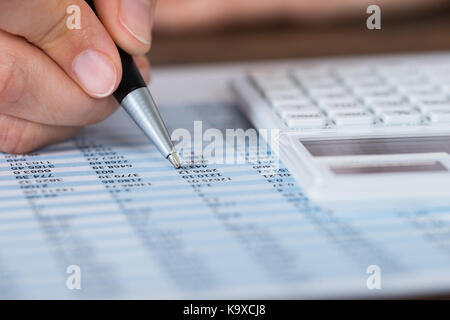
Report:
85,0,181,169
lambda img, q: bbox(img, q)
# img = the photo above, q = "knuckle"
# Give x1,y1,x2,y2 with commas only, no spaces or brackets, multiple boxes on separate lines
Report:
32,2,76,51
0,115,32,154
0,51,26,105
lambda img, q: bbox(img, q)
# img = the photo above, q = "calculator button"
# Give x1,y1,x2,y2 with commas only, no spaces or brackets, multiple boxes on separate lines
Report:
258,83,298,92
410,95,450,112
256,79,296,89
380,109,423,125
388,76,429,86
342,75,383,87
427,109,450,123
276,105,319,118
333,66,375,77
421,104,450,113
307,87,349,99
326,106,368,117
396,83,439,96
250,70,288,80
316,96,359,107
291,66,331,77
264,88,303,99
297,78,339,91
333,111,375,126
438,83,450,93
371,105,414,115
292,72,334,83
267,95,311,108
378,65,421,78
352,85,396,98
363,95,407,106
318,97,366,113
284,113,327,128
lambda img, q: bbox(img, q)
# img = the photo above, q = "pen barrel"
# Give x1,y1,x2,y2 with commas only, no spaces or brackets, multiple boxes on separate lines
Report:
114,47,147,102
85,0,147,103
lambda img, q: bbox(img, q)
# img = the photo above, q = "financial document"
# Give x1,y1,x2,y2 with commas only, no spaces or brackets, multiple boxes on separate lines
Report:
1,65,450,299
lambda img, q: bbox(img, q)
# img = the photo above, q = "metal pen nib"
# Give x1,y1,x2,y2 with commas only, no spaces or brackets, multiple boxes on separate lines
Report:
120,87,180,169
167,152,182,169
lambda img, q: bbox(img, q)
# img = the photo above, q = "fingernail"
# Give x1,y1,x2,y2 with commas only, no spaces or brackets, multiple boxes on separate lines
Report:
120,0,153,45
72,50,117,98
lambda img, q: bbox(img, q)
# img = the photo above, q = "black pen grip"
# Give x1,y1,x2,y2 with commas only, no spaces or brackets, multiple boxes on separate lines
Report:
85,0,147,102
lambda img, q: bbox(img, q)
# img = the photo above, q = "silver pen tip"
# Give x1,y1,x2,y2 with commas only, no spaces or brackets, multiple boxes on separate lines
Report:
167,152,182,169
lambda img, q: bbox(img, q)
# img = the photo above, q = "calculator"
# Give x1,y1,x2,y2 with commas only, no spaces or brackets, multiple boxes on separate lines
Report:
232,53,450,211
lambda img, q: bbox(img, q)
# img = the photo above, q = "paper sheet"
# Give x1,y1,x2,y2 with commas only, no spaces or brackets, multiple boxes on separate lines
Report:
1,65,450,299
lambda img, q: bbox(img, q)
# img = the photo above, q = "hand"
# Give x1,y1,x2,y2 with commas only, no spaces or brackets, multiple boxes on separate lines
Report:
0,0,155,154
154,0,447,31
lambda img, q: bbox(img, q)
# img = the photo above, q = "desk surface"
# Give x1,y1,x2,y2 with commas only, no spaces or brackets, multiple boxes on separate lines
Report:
150,10,450,66
148,11,450,299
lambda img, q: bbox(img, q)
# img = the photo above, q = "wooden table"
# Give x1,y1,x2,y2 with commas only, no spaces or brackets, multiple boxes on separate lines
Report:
149,10,450,299
149,10,450,65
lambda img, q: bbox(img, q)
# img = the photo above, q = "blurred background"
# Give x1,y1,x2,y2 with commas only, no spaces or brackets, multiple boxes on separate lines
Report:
148,0,450,66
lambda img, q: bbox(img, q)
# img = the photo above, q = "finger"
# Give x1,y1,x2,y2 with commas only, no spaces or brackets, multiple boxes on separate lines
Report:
134,56,151,84
0,31,118,126
94,0,156,55
0,0,122,98
0,114,80,154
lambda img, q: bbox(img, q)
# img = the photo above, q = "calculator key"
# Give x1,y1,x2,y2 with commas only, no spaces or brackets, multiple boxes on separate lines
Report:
378,65,421,77
408,93,450,104
318,98,365,115
267,96,311,108
297,77,339,90
420,103,450,113
292,70,333,82
333,111,375,126
333,66,375,77
430,73,450,84
255,78,295,87
380,109,423,125
363,95,406,106
258,83,298,92
307,86,349,99
325,106,368,116
396,83,439,96
341,75,383,87
276,105,319,118
410,95,450,111
256,80,297,91
352,84,395,97
388,75,429,86
250,70,288,80
284,113,327,128
371,105,414,115
264,88,303,99
438,83,450,93
365,98,411,114
427,109,450,123
422,65,450,77
317,97,362,108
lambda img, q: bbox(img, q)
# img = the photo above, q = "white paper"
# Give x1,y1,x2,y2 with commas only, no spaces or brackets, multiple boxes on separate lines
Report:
0,63,450,299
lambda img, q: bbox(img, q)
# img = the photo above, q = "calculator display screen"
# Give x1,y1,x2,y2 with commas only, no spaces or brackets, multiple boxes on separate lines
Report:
301,136,450,157
329,162,448,175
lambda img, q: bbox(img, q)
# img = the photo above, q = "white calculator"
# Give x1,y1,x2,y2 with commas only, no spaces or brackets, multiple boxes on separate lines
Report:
232,53,450,211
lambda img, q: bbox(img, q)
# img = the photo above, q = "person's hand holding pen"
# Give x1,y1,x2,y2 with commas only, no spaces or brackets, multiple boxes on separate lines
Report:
0,0,154,154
